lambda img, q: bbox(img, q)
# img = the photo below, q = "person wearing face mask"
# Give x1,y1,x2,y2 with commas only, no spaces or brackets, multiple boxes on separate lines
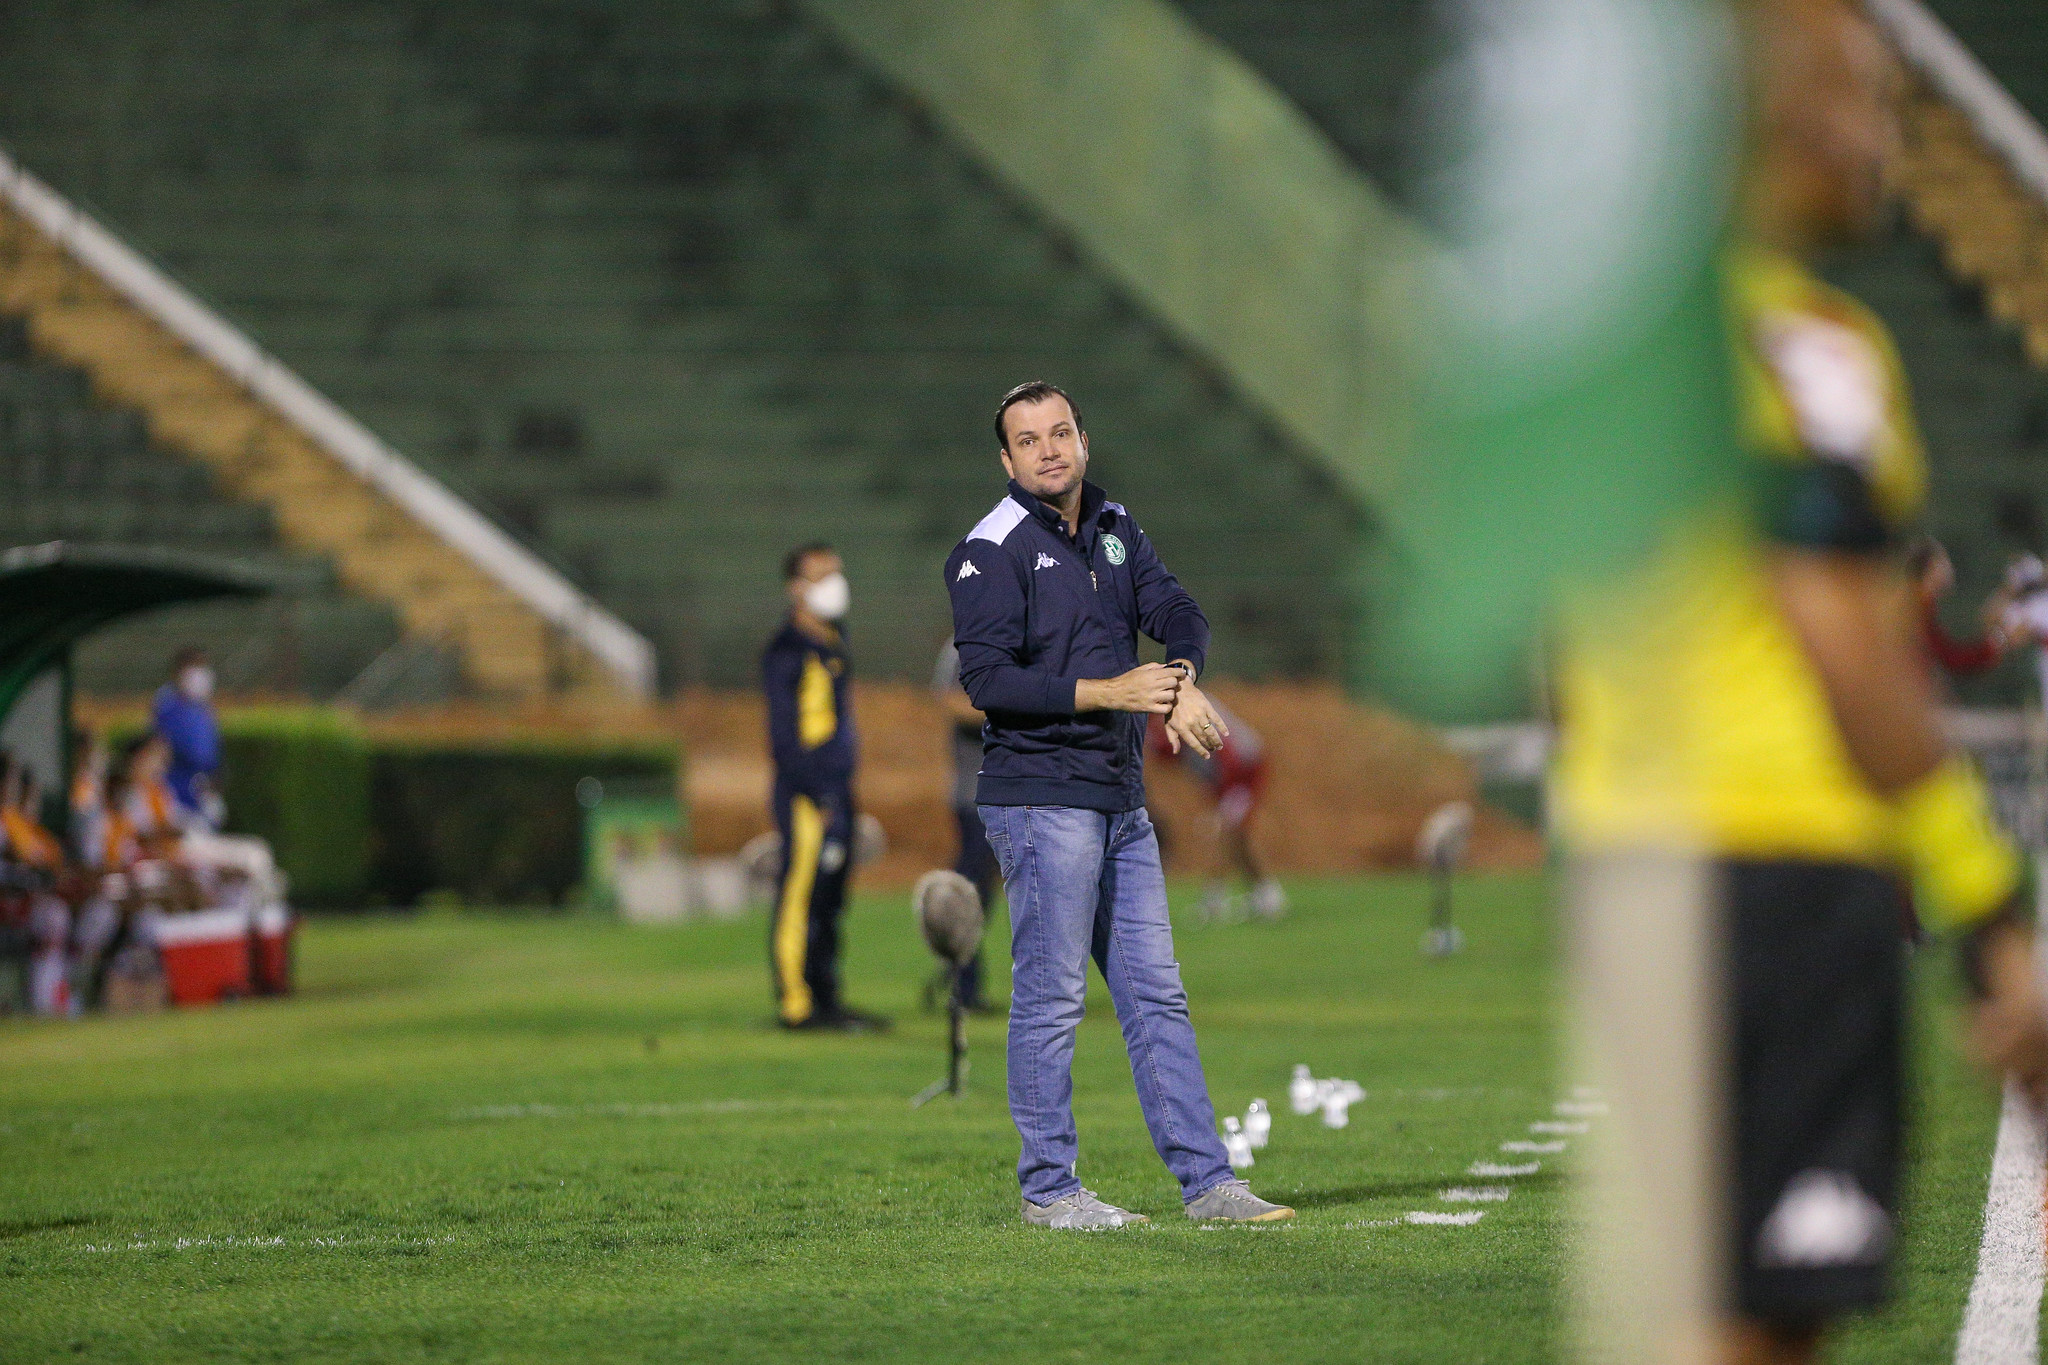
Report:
761,543,886,1032
151,647,222,830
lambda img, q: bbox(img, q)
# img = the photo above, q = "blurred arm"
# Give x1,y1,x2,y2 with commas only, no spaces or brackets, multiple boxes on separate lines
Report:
1778,549,2046,1094
930,642,985,725
1769,550,1944,796
939,688,985,726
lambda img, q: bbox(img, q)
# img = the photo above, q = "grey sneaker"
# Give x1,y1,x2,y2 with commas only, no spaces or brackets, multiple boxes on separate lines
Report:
1185,1179,1295,1223
1020,1188,1150,1230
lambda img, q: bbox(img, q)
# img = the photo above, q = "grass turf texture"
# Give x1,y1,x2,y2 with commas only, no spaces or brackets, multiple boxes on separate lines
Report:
0,874,2008,1363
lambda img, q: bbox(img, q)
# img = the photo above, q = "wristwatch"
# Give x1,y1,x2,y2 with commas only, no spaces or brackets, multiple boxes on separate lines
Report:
1167,660,1196,685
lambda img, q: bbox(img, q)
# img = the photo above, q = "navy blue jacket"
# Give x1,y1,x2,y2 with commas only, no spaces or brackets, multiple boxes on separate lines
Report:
944,480,1209,812
762,619,857,799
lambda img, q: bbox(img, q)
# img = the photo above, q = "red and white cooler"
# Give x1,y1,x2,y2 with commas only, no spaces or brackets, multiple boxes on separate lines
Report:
154,907,253,1006
251,904,295,996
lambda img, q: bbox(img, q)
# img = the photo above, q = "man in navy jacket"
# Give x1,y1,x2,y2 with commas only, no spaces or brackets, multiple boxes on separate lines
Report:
945,380,1293,1229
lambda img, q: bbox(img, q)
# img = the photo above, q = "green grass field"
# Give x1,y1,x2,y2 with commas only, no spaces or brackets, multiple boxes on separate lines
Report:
0,875,2008,1362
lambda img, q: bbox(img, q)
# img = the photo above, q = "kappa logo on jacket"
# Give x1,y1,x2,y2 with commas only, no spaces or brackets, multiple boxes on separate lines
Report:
957,560,980,581
947,481,1210,811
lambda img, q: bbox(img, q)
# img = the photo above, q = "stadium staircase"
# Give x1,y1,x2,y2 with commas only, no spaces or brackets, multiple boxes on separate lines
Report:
0,305,414,698
0,163,652,703
1878,1,2048,368
1831,0,2048,702
0,0,1364,689
1893,95,2048,365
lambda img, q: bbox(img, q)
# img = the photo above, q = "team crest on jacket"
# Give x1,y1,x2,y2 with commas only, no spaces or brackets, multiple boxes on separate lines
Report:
1101,534,1126,566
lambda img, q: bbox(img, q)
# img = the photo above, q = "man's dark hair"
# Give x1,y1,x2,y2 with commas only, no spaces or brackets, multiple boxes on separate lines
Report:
994,380,1083,452
171,646,206,673
782,542,835,583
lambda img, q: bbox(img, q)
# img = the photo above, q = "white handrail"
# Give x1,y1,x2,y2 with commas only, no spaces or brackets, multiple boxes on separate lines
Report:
1867,0,2048,209
0,146,656,697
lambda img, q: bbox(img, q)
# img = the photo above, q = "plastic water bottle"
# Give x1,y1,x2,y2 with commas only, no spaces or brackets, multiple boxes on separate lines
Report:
1222,1115,1255,1169
1244,1099,1271,1150
1289,1065,1318,1115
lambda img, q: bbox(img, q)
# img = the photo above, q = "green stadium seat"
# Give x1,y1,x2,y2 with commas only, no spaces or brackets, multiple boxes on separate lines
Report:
0,0,1369,686
0,315,407,695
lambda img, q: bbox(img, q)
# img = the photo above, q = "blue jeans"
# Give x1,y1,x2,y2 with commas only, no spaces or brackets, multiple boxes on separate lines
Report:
978,804,1234,1205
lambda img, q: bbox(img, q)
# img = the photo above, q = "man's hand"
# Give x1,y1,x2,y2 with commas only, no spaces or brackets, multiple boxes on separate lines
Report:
1968,915,2048,1108
1163,681,1229,759
1076,664,1181,715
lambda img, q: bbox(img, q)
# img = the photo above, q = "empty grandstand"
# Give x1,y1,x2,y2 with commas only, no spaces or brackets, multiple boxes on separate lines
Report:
0,311,419,698
0,0,1365,694
1,0,2045,710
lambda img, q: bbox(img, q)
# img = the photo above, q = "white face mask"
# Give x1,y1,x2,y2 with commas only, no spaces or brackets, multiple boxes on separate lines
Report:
178,665,214,701
803,571,850,622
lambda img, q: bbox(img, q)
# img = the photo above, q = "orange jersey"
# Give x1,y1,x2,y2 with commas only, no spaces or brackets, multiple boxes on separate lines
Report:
69,770,102,818
3,807,66,870
99,811,140,871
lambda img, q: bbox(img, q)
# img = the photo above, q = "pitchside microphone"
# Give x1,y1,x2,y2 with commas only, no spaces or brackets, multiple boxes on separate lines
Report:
911,870,985,1108
1418,800,1475,957
913,869,985,967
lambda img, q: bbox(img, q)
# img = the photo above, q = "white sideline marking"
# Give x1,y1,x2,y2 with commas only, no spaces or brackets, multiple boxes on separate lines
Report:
1439,1187,1512,1203
1406,1210,1486,1226
1530,1121,1590,1135
1469,1161,1541,1178
79,1234,457,1254
1955,1083,2046,1365
453,1100,826,1121
1503,1140,1567,1154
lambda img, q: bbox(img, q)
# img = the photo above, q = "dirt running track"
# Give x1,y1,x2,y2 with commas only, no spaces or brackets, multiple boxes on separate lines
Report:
677,682,1543,888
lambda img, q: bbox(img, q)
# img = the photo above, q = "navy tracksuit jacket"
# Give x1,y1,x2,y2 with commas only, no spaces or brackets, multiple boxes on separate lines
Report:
762,618,857,1024
944,479,1209,814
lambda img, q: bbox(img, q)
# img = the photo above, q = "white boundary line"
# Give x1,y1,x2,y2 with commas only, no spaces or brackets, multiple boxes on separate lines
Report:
78,1233,459,1254
451,1099,838,1120
0,143,655,696
1955,1083,2045,1365
1957,851,2048,1365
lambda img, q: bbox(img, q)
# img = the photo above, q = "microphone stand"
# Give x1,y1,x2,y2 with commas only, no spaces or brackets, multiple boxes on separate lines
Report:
911,962,970,1107
1423,850,1465,957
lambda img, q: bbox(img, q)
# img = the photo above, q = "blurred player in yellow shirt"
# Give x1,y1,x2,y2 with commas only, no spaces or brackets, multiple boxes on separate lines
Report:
1553,3,2048,1361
